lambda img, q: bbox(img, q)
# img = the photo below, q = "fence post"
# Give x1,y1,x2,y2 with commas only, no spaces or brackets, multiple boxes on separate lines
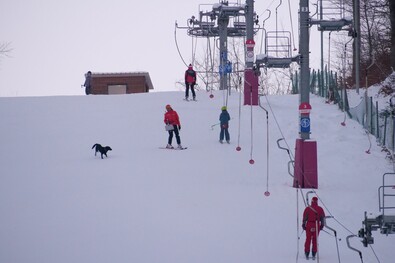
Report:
376,101,379,138
370,97,373,134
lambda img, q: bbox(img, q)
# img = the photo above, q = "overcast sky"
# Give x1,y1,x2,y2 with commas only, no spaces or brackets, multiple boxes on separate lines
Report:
0,0,326,97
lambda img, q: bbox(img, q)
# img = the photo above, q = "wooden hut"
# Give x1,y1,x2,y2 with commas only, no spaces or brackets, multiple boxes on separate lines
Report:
90,72,154,95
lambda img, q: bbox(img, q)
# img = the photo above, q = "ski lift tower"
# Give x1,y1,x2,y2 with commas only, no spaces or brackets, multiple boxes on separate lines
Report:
292,0,353,189
244,0,259,105
184,1,247,91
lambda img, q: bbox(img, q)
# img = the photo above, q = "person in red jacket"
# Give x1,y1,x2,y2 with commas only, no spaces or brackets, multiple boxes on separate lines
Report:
164,104,182,149
302,196,325,259
184,64,196,101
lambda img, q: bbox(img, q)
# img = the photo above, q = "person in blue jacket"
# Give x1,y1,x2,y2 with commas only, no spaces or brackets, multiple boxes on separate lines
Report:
219,106,230,143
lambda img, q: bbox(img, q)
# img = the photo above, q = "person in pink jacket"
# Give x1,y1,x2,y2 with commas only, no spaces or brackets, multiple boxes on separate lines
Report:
164,104,182,149
302,196,325,259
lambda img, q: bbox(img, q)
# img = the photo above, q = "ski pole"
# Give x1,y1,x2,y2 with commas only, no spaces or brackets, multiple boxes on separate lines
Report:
298,229,305,239
316,220,320,263
210,122,221,130
210,118,234,130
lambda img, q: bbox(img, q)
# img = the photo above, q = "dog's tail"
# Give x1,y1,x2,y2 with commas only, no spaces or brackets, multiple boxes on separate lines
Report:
92,143,98,149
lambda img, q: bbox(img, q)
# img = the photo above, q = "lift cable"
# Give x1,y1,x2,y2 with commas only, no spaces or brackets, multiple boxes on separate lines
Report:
236,79,243,152
261,91,308,263
260,9,271,55
275,0,282,57
174,22,188,67
258,95,270,196
287,0,297,51
191,35,198,65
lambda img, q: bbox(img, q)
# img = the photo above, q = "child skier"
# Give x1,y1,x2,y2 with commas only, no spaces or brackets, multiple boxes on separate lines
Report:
219,106,230,143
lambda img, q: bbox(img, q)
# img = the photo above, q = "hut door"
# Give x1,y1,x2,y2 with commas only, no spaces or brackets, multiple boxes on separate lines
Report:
108,85,127,94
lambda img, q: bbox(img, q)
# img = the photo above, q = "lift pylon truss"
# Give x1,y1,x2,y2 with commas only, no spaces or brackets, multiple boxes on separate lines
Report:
186,2,248,38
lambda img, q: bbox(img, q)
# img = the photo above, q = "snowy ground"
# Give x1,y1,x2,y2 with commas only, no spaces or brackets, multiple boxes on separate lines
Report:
0,89,394,263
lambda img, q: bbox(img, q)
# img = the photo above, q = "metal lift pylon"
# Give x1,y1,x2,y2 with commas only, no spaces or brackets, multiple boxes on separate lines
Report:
177,1,259,95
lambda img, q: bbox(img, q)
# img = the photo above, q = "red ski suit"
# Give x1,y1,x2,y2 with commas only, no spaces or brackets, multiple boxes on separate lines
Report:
302,198,325,254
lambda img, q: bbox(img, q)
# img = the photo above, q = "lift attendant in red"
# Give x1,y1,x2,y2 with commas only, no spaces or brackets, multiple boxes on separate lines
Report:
302,197,325,259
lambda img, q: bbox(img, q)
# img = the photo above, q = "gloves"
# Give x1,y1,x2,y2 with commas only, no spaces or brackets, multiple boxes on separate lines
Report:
302,224,306,230
178,125,181,130
320,225,324,230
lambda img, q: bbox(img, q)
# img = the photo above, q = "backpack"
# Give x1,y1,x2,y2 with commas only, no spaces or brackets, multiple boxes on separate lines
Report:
186,70,196,83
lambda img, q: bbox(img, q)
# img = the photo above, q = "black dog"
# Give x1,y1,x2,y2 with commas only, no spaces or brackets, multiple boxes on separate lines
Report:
92,143,112,159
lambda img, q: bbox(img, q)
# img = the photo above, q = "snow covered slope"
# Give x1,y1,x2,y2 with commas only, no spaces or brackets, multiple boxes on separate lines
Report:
0,91,394,263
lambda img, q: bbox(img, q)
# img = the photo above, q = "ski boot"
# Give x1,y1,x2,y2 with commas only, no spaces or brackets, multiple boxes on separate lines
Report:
311,251,316,260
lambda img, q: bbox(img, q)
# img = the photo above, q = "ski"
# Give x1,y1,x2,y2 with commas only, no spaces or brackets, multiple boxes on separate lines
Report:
183,99,197,102
304,255,315,260
159,147,188,150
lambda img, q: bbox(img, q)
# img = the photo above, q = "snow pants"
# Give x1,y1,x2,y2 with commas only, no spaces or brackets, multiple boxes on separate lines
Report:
220,125,230,141
168,125,181,145
85,85,91,95
304,222,320,253
185,83,196,99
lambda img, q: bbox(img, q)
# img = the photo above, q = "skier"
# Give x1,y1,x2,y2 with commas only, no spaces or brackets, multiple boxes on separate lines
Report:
219,106,230,143
302,196,325,259
164,104,183,149
184,64,196,101
83,71,92,95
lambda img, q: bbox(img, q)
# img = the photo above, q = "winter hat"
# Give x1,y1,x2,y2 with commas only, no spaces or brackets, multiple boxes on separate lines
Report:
188,64,193,69
166,104,172,110
221,106,227,111
312,197,318,203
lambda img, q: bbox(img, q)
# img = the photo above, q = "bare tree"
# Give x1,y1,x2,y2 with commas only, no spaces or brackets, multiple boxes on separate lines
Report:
334,0,391,87
390,0,395,70
0,42,12,59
